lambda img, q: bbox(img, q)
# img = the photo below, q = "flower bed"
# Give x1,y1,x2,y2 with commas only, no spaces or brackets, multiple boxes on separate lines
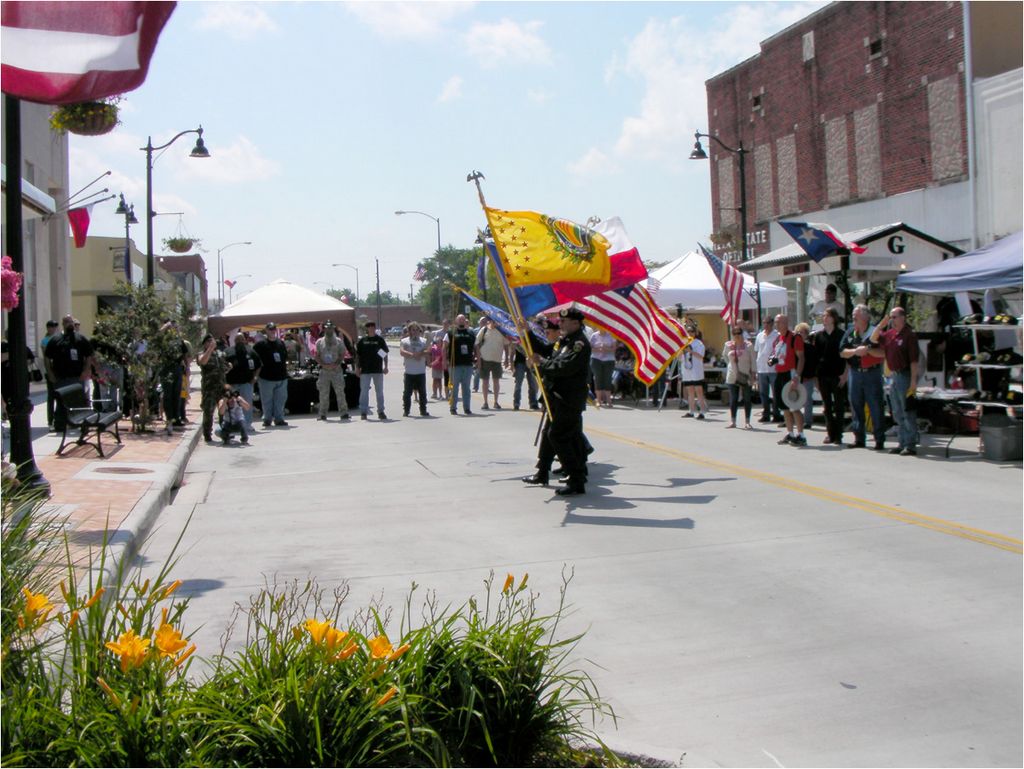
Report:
1,483,620,767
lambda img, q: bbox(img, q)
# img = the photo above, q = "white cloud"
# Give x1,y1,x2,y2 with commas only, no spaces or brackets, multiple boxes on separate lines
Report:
464,19,551,68
345,2,472,41
170,135,280,184
570,2,827,178
437,75,464,104
567,148,617,177
195,2,279,39
527,88,553,104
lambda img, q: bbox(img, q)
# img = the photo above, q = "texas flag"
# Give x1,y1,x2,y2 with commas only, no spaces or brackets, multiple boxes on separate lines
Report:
779,221,867,263
1,2,176,105
512,216,648,317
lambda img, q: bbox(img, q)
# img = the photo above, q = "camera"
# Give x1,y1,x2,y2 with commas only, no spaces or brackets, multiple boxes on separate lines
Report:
230,389,240,397
767,355,779,367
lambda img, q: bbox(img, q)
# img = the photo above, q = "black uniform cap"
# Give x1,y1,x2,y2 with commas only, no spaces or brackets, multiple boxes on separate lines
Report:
559,308,585,321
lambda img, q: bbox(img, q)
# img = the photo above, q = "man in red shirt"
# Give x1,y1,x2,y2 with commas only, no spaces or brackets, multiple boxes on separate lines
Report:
772,314,807,446
870,307,920,455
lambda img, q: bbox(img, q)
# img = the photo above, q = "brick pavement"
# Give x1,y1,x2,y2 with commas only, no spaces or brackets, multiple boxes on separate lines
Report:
18,387,201,573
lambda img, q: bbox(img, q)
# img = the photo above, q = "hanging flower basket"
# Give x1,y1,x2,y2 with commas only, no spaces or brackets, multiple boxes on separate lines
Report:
2,255,24,311
50,98,121,137
163,237,199,253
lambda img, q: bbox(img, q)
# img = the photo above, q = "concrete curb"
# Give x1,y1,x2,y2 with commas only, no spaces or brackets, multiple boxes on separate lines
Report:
99,424,202,588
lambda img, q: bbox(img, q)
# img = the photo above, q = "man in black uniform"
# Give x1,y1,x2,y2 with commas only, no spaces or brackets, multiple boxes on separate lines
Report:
523,307,591,496
44,314,94,432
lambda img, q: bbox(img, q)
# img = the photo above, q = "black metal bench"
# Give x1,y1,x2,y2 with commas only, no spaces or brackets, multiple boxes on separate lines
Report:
54,384,122,457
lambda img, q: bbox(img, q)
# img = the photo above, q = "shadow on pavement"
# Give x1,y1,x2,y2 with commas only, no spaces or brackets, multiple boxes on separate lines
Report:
560,509,696,529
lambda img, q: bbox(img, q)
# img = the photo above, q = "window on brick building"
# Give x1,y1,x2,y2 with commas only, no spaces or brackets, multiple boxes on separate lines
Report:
868,38,883,58
752,94,762,110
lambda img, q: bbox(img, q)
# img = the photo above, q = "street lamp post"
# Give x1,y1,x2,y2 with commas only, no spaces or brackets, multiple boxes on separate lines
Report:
113,194,139,283
330,263,359,304
227,273,252,304
216,241,253,308
394,209,443,320
689,130,761,323
142,126,210,287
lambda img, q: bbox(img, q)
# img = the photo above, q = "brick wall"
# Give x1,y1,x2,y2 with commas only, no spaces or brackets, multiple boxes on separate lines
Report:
705,1,967,258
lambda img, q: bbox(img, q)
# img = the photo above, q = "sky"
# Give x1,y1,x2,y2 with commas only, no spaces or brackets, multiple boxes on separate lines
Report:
69,0,826,305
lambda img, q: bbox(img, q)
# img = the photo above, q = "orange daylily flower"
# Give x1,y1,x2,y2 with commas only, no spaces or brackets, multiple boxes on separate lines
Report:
105,629,150,672
388,643,411,662
154,623,188,659
18,587,55,630
502,573,515,593
374,686,398,707
83,586,105,609
368,634,394,660
174,644,197,668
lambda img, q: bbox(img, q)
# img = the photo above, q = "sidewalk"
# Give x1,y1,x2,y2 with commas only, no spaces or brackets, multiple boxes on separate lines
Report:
11,381,202,584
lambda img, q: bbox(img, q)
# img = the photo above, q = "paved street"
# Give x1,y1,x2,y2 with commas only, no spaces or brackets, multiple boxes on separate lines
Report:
137,351,1022,768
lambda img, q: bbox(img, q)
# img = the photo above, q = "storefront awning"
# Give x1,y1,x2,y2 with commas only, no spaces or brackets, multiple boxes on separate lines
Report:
739,222,963,282
1,162,56,216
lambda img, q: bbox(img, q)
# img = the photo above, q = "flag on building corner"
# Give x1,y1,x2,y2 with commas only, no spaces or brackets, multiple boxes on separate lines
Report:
698,243,745,324
223,280,236,289
66,204,94,248
575,285,691,386
778,220,867,262
1,2,177,104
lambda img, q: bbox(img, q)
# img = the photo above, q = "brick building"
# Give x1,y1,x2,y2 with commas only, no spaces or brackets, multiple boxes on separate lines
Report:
701,1,1021,323
705,2,970,262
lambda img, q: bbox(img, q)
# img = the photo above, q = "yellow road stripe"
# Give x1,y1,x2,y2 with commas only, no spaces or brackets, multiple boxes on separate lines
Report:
588,426,1024,555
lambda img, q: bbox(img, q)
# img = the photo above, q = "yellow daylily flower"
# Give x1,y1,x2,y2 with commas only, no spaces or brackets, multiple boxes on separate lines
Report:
18,587,55,630
161,580,182,599
518,572,529,591
332,641,359,662
368,634,394,660
154,623,188,659
388,643,411,662
105,629,151,672
374,685,398,708
304,618,331,645
174,644,197,668
502,573,515,593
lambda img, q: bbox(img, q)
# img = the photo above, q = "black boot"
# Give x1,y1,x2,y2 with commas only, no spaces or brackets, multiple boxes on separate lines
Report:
522,472,549,486
555,478,586,496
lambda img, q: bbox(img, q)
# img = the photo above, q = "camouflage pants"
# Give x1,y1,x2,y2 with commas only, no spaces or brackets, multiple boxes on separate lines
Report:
318,368,348,417
201,386,222,439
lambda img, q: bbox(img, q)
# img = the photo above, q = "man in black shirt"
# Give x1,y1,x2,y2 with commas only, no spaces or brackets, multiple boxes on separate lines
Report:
813,307,847,445
44,315,94,431
254,323,290,427
444,314,477,415
354,321,389,420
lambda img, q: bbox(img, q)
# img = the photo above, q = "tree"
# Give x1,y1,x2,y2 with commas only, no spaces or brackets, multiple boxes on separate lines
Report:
92,283,187,431
363,290,408,306
415,245,495,322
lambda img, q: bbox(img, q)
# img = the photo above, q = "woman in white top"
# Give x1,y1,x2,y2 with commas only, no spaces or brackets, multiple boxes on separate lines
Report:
589,328,616,407
680,330,709,419
724,326,756,428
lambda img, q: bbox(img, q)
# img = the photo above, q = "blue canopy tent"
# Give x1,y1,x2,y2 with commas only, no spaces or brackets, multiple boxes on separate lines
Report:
896,231,1023,293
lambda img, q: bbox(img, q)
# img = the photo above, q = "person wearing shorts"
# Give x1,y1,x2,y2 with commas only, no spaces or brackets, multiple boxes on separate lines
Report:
589,327,616,407
475,318,509,410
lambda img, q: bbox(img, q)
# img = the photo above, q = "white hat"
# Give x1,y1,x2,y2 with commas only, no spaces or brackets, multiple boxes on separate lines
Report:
781,379,808,412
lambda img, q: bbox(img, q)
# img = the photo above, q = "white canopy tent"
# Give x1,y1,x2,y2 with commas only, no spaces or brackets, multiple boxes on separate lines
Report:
644,251,788,312
208,279,357,338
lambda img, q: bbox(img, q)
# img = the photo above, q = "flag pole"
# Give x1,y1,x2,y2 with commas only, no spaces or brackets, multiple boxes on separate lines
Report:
467,171,554,420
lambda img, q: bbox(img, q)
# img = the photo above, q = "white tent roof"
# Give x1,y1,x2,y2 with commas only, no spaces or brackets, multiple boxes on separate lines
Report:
218,279,353,316
644,251,788,312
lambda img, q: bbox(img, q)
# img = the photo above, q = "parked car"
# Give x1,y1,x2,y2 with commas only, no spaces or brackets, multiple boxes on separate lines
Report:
385,326,405,337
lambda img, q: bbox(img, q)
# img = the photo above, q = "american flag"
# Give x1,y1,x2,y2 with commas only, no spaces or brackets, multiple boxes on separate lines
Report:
576,285,691,385
1,2,176,105
699,243,744,324
413,265,426,281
